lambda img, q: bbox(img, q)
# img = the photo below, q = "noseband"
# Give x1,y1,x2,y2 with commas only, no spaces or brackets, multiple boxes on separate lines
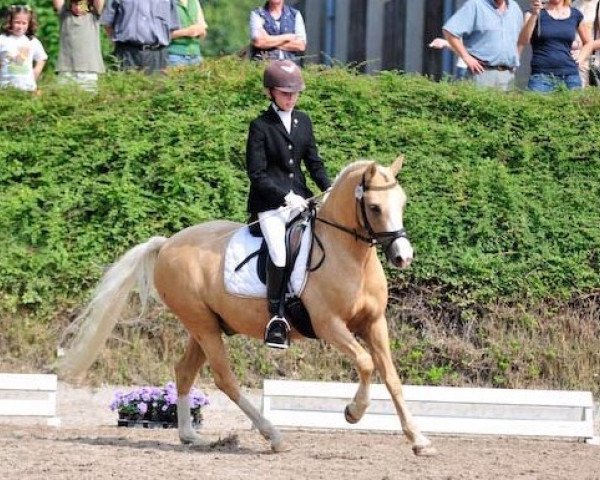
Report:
316,173,409,254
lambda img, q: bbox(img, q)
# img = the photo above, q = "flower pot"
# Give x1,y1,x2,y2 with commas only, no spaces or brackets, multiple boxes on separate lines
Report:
117,417,202,429
110,382,208,430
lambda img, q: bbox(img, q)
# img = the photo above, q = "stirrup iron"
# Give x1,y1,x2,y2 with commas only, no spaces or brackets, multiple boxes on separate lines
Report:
264,315,291,349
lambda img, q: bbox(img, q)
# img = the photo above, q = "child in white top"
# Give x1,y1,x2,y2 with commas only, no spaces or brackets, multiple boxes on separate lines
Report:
0,5,47,92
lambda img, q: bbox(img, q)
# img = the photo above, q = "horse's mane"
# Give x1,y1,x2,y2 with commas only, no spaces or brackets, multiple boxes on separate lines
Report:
332,160,374,186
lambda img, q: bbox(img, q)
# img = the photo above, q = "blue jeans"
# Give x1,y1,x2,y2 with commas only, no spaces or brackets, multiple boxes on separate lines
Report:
528,73,582,92
168,54,202,67
455,67,468,81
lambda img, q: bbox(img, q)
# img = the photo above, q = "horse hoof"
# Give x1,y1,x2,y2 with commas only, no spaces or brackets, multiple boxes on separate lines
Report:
271,440,292,453
344,405,359,424
412,445,437,457
180,433,206,446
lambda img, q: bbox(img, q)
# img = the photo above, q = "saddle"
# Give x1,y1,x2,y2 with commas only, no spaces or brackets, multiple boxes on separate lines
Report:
237,209,318,339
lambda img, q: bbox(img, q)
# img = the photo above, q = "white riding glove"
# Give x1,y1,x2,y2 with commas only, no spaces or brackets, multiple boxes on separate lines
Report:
284,191,308,211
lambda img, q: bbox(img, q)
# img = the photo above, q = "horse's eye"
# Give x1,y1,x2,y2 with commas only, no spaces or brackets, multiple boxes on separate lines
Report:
369,204,382,215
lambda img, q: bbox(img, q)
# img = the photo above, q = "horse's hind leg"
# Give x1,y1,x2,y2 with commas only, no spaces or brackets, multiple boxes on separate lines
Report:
364,317,436,456
199,332,291,453
175,337,207,445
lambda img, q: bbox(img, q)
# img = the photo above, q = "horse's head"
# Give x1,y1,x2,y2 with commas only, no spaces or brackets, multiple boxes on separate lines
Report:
356,156,414,269
319,156,414,268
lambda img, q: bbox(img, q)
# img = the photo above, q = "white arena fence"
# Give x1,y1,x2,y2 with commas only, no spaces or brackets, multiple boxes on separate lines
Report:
0,373,60,426
262,380,599,445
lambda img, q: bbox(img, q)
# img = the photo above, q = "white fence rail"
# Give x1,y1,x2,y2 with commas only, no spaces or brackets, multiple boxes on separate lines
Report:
0,373,60,426
262,380,598,444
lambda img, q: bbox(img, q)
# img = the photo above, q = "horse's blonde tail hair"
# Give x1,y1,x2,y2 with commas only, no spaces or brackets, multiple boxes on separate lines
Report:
58,236,168,381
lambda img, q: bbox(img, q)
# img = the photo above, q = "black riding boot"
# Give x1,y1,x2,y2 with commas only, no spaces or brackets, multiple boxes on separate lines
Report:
265,258,290,349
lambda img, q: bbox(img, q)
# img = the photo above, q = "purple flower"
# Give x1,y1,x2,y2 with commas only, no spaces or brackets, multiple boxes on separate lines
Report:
111,382,208,422
165,392,177,406
109,391,125,411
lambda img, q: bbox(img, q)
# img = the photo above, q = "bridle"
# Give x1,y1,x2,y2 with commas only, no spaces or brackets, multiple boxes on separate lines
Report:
315,172,409,257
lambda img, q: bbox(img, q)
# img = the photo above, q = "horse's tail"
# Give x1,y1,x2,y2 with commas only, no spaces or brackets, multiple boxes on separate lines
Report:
58,236,168,381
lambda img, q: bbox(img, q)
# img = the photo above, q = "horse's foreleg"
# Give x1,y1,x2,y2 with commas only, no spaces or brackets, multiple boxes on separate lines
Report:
175,337,207,445
199,333,290,452
364,317,437,456
321,320,374,423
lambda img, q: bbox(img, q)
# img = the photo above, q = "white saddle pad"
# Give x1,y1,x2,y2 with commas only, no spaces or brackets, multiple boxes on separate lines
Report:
224,224,312,298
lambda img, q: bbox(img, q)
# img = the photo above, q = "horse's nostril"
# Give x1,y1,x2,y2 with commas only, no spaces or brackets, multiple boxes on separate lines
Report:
396,256,412,269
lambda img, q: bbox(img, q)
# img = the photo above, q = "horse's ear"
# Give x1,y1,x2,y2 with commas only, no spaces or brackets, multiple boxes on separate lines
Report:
390,155,404,176
366,162,378,181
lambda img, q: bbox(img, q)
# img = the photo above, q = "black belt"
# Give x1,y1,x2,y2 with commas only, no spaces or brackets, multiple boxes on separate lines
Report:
484,64,514,72
116,42,165,51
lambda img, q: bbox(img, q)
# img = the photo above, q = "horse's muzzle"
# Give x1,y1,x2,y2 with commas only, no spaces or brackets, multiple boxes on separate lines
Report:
386,236,414,269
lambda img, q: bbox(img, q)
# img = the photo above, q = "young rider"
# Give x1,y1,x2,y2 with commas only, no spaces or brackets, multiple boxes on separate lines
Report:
246,59,331,349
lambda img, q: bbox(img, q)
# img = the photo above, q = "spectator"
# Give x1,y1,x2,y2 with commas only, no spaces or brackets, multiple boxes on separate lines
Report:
168,0,207,67
443,0,523,91
572,0,600,86
246,60,331,349
576,13,600,65
518,0,590,92
249,0,306,63
428,37,468,80
53,0,106,92
100,0,180,74
0,5,47,92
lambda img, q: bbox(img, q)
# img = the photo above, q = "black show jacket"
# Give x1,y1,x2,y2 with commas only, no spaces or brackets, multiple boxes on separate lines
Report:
246,105,331,214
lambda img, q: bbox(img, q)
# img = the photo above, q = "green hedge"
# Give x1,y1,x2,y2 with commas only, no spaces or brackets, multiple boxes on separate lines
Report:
1,59,599,320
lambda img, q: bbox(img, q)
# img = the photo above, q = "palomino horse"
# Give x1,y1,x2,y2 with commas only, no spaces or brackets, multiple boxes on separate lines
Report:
58,156,436,456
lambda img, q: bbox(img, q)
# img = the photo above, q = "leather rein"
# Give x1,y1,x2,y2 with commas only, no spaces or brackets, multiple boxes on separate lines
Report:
315,173,409,253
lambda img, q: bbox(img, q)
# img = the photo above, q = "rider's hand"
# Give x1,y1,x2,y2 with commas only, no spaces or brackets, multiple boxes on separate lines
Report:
284,192,308,211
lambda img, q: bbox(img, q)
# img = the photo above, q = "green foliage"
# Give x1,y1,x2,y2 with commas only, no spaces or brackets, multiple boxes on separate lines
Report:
1,59,600,316
1,59,600,392
202,0,258,57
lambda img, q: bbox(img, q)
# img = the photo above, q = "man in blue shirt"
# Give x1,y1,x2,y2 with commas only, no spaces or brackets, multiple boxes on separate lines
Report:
101,0,180,74
443,0,523,90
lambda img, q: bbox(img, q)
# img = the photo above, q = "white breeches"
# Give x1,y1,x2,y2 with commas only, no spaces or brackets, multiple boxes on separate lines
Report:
258,206,303,267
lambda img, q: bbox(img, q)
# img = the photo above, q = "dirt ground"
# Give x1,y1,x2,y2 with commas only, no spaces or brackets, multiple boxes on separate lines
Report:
0,382,599,480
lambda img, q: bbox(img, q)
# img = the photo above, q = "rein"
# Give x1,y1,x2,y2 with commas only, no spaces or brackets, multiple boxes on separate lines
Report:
315,215,376,245
315,173,408,252
239,169,409,273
